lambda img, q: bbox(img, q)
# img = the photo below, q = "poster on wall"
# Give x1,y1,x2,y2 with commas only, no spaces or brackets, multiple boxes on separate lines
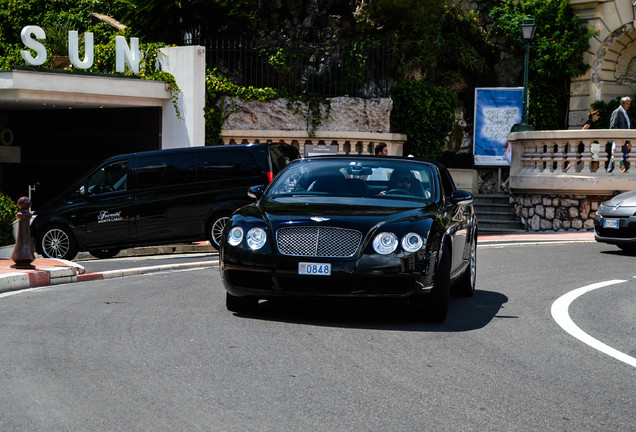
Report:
473,87,523,166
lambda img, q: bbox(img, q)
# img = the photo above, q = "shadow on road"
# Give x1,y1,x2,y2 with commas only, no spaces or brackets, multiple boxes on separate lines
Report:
231,290,509,332
599,248,636,257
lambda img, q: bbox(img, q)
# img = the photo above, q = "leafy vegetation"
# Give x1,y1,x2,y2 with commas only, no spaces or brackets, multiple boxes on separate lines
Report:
390,80,459,158
0,193,17,246
489,0,597,130
116,0,255,43
354,0,496,156
204,70,282,146
0,0,599,155
357,0,494,85
0,1,182,116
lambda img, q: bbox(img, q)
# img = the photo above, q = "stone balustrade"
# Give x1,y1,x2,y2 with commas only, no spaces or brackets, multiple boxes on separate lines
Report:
508,129,636,194
507,129,636,232
221,129,406,156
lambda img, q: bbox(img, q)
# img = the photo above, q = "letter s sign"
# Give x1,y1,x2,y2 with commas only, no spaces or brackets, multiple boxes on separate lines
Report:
20,25,47,66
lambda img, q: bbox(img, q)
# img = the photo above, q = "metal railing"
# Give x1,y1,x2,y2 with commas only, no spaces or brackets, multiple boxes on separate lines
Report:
182,35,392,98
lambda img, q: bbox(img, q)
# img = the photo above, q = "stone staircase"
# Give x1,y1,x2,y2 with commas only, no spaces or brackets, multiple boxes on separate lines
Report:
472,193,526,234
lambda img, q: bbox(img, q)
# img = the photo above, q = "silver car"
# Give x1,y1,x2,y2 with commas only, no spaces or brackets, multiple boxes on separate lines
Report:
594,190,636,253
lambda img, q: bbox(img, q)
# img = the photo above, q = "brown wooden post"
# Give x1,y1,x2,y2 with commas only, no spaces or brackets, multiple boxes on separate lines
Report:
11,196,35,269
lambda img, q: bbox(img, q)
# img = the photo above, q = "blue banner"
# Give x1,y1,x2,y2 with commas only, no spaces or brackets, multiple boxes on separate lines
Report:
473,88,523,166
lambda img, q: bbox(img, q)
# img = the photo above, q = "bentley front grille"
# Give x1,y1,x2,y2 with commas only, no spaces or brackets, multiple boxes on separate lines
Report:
276,226,362,258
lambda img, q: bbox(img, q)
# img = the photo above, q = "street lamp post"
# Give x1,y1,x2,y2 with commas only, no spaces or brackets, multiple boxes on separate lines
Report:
513,16,537,132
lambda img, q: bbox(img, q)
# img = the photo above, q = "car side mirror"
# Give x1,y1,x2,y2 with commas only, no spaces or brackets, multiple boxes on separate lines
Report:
449,190,473,205
248,185,265,199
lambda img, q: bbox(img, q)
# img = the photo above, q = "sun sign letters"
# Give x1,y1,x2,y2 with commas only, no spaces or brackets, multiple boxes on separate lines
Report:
20,25,140,73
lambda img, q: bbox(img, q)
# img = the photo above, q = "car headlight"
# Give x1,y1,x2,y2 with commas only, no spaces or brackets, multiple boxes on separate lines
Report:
246,227,267,250
373,232,398,254
401,233,424,253
227,226,244,246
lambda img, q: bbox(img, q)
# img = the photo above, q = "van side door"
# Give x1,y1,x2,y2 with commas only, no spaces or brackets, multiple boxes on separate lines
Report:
75,159,134,249
132,152,199,243
196,148,265,206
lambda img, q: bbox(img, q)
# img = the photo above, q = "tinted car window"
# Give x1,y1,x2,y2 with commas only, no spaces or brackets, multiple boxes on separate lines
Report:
439,169,456,198
269,159,436,200
76,160,128,196
136,153,196,188
197,149,260,181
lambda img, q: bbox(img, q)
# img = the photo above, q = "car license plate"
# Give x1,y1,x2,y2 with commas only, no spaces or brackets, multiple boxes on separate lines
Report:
604,218,619,229
298,262,331,276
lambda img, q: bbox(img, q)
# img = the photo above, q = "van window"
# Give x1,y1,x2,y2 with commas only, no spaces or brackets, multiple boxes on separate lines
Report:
82,160,128,196
197,150,260,181
136,153,196,188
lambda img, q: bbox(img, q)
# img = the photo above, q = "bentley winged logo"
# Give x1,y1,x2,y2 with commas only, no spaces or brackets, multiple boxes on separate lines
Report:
311,217,330,222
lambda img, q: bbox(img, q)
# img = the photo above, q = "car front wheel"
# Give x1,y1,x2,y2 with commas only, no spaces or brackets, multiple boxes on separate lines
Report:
412,244,450,323
453,236,476,297
40,225,78,261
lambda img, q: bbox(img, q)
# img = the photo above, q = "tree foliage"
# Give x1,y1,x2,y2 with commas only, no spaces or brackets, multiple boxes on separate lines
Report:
390,80,459,158
0,0,128,47
490,0,596,130
0,193,17,246
116,0,255,43
357,0,494,85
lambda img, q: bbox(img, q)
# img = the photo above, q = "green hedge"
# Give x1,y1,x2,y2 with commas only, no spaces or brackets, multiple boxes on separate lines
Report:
0,193,17,246
390,80,459,158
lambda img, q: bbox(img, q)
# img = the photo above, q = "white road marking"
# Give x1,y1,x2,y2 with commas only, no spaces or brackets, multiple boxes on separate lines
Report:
551,280,636,368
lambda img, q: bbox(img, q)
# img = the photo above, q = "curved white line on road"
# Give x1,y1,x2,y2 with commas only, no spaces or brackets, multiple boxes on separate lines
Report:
551,280,636,368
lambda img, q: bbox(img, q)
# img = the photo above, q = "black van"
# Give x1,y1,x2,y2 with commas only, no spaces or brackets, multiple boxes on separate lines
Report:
30,143,300,260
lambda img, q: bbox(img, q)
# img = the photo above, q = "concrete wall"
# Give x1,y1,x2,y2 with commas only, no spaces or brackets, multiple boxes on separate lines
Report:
158,46,206,148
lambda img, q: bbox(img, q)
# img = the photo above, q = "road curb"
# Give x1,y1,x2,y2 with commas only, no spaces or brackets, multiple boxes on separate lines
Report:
0,265,84,294
0,260,219,295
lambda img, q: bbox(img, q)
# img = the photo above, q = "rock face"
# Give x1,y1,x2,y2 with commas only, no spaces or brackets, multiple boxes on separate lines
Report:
221,96,393,132
511,193,599,232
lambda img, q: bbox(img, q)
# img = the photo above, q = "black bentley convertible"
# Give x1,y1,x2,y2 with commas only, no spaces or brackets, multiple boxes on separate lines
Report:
219,156,477,322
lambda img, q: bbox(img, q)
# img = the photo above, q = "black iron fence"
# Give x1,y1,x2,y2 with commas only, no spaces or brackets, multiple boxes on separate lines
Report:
182,35,392,98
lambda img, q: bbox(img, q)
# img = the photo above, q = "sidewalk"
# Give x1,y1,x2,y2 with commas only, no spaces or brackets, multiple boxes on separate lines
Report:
0,232,596,295
479,231,595,245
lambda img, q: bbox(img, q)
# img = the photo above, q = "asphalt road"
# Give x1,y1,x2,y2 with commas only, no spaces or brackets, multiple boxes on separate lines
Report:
0,241,634,431
76,251,219,273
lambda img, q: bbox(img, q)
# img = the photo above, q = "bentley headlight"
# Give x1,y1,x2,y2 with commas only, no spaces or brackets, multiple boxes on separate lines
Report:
373,232,398,254
246,227,267,250
227,226,244,246
401,233,424,253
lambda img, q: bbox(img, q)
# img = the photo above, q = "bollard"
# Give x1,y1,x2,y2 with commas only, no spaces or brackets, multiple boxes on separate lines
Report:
11,196,35,269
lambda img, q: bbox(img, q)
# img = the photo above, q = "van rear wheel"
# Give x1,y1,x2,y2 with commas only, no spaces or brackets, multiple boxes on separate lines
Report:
207,212,231,250
40,225,78,261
